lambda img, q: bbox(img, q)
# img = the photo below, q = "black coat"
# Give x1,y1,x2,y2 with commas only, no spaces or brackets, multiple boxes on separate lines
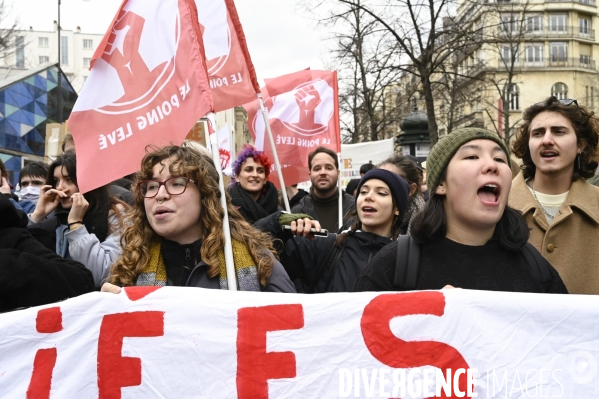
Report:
254,211,391,293
0,196,94,312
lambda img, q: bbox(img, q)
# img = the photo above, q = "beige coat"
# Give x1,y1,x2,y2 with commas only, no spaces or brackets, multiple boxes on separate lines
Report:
509,173,599,294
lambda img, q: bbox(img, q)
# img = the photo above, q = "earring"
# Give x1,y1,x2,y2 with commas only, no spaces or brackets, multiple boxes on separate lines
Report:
577,152,582,169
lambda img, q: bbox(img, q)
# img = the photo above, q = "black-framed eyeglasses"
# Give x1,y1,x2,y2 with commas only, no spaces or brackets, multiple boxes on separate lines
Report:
138,177,196,198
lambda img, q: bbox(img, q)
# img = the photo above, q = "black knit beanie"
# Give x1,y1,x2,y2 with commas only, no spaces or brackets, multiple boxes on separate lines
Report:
355,169,410,217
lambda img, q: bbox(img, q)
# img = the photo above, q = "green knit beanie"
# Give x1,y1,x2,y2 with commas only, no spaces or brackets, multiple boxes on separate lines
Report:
426,127,509,194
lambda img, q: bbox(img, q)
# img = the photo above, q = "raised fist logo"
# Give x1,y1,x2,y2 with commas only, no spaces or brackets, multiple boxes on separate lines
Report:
72,0,179,113
219,148,231,170
101,5,165,103
295,85,322,130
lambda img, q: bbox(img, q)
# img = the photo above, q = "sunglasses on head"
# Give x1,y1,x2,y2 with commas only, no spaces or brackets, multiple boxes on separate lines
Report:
536,97,579,107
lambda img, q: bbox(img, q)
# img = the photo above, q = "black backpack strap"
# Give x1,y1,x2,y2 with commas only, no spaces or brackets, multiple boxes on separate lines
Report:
393,235,421,291
521,242,552,289
308,241,344,293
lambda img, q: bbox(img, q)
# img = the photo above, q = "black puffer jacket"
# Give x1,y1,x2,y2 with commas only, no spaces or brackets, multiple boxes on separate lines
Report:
254,211,391,293
0,196,94,312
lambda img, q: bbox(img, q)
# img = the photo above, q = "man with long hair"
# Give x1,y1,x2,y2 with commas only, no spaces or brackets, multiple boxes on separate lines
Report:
510,97,599,294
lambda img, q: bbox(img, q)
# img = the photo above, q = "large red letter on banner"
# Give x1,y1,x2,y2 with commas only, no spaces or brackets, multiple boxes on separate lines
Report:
361,292,472,399
237,304,304,399
97,311,165,399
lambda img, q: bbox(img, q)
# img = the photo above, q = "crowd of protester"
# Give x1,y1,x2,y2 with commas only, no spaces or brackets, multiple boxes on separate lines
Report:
3,95,599,311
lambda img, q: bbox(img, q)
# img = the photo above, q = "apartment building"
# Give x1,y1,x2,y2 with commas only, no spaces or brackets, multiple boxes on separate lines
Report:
1,23,102,93
445,0,599,140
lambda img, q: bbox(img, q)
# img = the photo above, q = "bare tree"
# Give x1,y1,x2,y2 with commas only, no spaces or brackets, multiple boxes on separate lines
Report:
317,0,403,144
324,0,486,146
0,0,21,63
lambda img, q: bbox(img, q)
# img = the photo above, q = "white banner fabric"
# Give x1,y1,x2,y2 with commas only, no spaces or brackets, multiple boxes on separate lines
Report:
340,139,395,187
0,288,598,398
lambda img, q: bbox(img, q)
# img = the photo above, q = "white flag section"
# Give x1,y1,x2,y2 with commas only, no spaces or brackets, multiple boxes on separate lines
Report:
217,124,233,176
1,288,597,398
340,138,395,187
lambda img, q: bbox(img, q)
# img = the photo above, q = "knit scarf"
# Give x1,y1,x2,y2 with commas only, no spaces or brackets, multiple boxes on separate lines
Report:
135,239,261,291
228,181,279,224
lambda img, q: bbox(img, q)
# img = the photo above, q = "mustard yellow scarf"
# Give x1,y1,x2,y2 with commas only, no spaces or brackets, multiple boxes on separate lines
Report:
135,239,260,291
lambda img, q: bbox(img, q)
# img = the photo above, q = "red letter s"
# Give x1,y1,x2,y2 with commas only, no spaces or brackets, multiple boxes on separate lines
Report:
361,292,472,399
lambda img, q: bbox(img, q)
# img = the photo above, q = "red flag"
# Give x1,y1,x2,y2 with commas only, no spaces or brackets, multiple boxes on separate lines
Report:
195,0,260,112
68,0,213,193
244,70,341,187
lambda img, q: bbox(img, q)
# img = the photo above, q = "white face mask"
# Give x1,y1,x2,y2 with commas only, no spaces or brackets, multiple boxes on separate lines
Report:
19,185,41,202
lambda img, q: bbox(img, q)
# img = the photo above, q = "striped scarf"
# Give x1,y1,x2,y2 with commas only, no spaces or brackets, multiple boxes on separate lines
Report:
136,239,261,291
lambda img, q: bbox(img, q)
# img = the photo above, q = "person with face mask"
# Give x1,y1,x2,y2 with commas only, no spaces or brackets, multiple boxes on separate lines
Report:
16,161,49,214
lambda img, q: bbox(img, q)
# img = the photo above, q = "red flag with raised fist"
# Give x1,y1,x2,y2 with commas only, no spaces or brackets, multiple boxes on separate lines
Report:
244,69,341,187
195,0,260,112
68,0,213,193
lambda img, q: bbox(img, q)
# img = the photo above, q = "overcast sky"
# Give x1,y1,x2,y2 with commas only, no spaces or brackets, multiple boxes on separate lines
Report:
13,0,330,86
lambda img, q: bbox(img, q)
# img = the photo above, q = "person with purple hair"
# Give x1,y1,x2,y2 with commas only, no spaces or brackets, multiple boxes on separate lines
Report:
228,145,280,224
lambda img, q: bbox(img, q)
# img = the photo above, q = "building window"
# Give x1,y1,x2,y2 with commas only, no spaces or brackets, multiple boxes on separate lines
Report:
38,37,49,47
39,56,49,64
500,45,519,64
83,39,93,49
83,57,91,67
501,14,519,32
524,44,543,63
61,36,68,65
580,54,591,66
508,85,519,110
579,18,591,36
548,15,567,33
526,15,543,32
15,36,24,68
551,83,568,99
550,42,567,62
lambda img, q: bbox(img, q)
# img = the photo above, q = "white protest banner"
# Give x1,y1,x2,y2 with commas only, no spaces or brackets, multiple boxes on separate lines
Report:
217,124,233,176
340,138,395,187
1,288,597,398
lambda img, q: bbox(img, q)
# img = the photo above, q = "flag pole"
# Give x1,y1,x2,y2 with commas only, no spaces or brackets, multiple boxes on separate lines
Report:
338,152,342,231
207,112,237,291
257,93,291,212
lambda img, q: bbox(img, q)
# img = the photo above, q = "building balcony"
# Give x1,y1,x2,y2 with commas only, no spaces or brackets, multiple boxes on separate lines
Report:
546,0,596,6
498,26,595,40
496,57,596,70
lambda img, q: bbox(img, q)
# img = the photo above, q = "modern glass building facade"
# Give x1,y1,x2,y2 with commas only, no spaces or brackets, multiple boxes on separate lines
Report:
0,63,77,185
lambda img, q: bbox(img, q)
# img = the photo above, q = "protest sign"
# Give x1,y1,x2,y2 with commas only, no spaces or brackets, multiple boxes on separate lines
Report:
2,288,597,398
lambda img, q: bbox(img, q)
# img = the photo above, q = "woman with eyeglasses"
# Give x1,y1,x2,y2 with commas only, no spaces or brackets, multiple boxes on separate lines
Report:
228,145,280,224
102,145,295,292
27,152,129,288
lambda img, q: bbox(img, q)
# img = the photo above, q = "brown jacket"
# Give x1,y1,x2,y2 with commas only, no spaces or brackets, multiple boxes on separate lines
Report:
509,172,599,294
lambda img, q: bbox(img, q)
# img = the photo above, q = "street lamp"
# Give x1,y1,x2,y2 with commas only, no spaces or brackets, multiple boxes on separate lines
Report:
57,0,91,124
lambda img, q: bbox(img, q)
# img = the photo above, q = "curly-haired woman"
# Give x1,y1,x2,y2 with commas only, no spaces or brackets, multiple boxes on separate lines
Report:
102,145,295,292
228,144,280,224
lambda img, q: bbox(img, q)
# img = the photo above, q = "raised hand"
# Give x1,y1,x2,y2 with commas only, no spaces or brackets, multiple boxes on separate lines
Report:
68,193,90,225
30,185,65,222
0,176,11,194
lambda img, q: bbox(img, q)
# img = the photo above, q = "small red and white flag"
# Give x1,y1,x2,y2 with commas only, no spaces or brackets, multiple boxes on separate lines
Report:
195,0,260,112
244,69,341,187
68,0,213,193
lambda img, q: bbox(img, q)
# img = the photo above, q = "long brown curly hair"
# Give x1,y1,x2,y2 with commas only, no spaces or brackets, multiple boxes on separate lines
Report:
512,96,599,181
109,145,277,287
